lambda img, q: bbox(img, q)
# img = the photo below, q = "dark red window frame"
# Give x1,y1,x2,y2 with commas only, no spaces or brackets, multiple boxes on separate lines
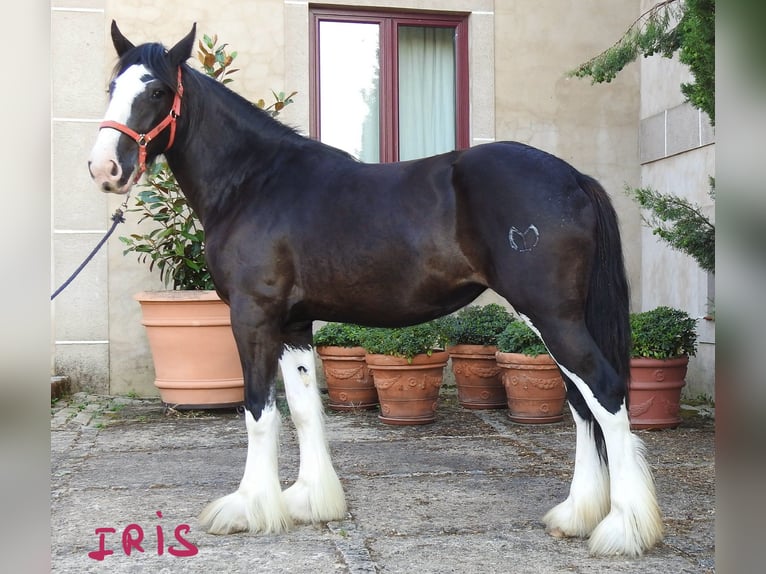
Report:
309,7,470,162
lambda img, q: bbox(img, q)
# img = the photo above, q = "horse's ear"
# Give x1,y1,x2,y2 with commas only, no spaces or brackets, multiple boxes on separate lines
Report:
110,20,135,57
168,23,197,67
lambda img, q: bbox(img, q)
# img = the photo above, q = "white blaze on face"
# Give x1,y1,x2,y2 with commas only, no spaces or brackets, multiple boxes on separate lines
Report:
89,64,154,193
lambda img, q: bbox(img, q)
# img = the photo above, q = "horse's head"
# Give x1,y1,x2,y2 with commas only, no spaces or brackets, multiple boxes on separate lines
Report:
88,21,195,194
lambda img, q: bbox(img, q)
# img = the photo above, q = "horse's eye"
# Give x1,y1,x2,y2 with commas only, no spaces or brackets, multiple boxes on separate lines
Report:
151,89,165,99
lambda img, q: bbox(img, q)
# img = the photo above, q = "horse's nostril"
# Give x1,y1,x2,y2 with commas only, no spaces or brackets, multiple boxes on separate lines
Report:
110,161,120,177
87,161,95,179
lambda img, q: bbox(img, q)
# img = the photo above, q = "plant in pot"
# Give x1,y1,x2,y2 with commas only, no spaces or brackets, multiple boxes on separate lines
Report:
120,34,295,408
313,322,378,411
442,303,514,409
495,321,567,423
628,305,698,430
360,320,449,425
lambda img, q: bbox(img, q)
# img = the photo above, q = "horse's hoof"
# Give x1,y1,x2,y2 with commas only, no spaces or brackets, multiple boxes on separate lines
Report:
283,476,347,524
543,495,607,540
198,490,292,535
587,506,663,557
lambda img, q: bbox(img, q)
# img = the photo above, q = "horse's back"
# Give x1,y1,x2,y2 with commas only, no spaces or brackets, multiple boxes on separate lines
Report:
451,141,597,244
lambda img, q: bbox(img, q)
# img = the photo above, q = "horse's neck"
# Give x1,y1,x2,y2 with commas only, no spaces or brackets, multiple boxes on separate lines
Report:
165,82,288,225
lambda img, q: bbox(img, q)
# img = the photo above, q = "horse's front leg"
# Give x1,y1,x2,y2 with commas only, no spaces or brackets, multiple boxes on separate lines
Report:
280,342,347,523
198,319,292,535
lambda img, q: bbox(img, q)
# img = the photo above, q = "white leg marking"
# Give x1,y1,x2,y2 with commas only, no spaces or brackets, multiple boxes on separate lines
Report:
280,346,347,523
558,365,663,556
543,406,610,538
519,313,663,556
198,405,292,534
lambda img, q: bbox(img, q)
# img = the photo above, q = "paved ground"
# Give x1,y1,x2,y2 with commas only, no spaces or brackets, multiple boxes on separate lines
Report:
51,389,715,573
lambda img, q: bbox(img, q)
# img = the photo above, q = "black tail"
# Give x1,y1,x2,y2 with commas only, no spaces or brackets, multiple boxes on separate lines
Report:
576,172,632,460
578,173,631,385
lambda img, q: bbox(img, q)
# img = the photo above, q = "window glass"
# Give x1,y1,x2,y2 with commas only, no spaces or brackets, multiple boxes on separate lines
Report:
318,21,380,162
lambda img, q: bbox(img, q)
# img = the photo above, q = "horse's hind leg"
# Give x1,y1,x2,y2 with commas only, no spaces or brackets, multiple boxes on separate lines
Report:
521,314,663,556
279,341,347,523
543,398,610,540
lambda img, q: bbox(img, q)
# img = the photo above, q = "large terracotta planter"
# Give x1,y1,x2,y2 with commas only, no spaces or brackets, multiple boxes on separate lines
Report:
629,356,688,430
316,346,378,411
496,351,566,423
448,344,506,409
365,350,449,425
135,291,244,408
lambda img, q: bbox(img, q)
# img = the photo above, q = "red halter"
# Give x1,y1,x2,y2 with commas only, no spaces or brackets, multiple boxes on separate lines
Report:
99,67,184,182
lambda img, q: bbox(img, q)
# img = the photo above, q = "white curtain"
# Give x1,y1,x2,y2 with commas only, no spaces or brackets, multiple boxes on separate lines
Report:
397,26,456,161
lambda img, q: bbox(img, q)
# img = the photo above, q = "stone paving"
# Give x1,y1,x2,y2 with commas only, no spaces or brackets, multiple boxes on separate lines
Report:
51,390,715,573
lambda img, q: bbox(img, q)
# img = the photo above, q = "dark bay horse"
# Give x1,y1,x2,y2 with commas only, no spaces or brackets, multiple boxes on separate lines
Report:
88,22,662,556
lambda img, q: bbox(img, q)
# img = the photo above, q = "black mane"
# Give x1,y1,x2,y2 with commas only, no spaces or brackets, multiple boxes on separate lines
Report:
113,41,355,163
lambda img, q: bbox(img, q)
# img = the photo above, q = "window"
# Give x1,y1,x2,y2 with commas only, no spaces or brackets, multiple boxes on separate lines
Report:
310,8,469,163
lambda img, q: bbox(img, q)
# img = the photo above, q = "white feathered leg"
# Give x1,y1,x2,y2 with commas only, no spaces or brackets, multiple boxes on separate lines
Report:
543,406,610,538
558,364,663,556
198,404,292,534
280,346,347,523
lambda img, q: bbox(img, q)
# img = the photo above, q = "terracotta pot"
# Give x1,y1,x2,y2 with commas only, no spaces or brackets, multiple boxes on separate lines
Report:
365,350,449,425
496,351,566,423
629,356,688,430
448,344,506,409
135,291,244,408
316,346,378,411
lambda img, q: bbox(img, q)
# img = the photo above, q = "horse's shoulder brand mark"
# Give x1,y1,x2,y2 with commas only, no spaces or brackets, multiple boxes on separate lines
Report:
509,224,540,252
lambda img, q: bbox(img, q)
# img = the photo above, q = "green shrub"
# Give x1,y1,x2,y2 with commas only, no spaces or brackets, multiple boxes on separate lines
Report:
496,321,548,356
630,306,698,359
313,323,367,348
442,303,515,346
360,320,447,362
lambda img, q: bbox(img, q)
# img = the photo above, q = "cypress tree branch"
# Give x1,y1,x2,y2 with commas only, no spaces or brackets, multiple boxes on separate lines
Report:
626,181,715,273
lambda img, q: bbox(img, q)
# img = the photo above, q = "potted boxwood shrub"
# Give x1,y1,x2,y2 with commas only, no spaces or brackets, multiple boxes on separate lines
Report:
361,320,449,425
120,34,295,408
495,321,567,423
629,306,699,429
313,322,378,411
442,303,514,409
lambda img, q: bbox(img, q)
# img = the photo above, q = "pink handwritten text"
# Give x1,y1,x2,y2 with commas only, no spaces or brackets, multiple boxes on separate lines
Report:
87,511,199,561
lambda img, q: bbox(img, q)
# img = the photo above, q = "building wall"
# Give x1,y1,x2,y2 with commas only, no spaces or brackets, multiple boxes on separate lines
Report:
52,1,111,393
51,1,711,399
637,0,715,399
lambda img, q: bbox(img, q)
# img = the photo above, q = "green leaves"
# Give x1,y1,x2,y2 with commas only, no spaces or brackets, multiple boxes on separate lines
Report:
568,1,681,84
677,0,715,124
197,34,239,84
256,90,298,118
313,323,368,348
360,321,448,362
627,181,715,273
630,306,698,359
441,303,515,346
119,162,213,290
496,322,548,357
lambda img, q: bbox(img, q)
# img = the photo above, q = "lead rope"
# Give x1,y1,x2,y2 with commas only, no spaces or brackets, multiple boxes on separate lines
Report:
50,194,131,301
